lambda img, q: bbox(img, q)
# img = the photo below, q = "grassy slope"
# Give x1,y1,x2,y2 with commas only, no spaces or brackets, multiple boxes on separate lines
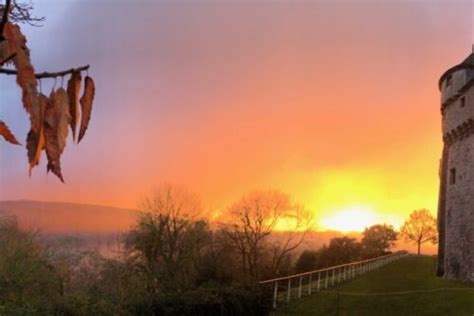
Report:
276,255,474,316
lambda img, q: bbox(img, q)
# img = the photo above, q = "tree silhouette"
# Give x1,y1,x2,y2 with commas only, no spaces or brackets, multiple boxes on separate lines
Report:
361,224,397,258
126,185,209,291
320,236,362,266
400,209,437,255
223,190,312,280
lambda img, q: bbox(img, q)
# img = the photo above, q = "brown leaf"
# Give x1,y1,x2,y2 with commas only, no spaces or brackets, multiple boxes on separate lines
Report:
0,121,20,145
4,23,41,133
78,76,95,143
26,94,48,175
43,89,70,182
67,70,82,142
0,40,13,67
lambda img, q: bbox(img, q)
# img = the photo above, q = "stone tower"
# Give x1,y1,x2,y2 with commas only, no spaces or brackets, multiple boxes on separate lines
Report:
437,51,474,281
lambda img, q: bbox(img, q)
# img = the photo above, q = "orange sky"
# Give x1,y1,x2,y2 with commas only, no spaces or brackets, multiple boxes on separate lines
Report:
1,0,474,232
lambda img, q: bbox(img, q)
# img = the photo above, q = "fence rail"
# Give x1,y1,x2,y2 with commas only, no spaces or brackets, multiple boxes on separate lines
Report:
258,250,409,309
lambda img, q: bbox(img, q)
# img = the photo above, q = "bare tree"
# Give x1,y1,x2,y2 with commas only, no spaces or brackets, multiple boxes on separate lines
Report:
223,190,312,280
400,209,437,255
268,202,312,275
126,185,209,291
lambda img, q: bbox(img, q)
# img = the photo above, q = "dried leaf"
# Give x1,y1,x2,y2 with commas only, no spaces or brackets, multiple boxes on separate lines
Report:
67,70,81,142
4,23,41,133
0,40,13,67
78,76,95,143
0,40,7,61
26,94,48,175
0,121,20,145
43,89,70,182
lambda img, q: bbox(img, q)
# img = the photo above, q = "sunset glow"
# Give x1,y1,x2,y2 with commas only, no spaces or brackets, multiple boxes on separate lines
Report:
320,205,379,232
0,1,472,233
1,2,473,313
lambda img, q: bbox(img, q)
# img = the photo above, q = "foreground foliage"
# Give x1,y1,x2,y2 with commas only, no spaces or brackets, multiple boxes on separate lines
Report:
0,3,95,182
0,186,280,316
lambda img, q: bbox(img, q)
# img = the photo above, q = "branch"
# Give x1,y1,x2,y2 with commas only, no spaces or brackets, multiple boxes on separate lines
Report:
0,0,12,41
0,1,44,27
0,64,90,79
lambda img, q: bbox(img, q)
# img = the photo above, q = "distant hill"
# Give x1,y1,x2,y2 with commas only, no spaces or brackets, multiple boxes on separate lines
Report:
0,199,428,255
0,200,138,233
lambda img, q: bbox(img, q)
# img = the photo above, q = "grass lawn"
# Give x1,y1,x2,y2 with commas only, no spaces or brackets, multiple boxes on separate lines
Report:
275,255,474,316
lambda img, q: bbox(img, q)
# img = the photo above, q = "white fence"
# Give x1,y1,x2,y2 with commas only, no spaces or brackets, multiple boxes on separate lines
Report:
258,250,409,309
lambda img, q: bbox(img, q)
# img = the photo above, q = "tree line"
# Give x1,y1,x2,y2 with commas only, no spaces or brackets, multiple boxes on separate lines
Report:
0,185,437,315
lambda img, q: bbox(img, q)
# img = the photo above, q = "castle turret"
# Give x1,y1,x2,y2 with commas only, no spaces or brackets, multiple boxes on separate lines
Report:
437,50,474,281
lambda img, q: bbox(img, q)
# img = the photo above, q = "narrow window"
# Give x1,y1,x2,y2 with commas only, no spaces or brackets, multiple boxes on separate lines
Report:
460,96,466,108
446,75,452,87
449,168,456,185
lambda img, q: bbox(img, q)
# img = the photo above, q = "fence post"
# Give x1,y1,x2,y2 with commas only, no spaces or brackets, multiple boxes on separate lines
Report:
273,281,278,309
317,271,321,292
287,278,291,304
343,265,346,281
298,276,302,299
325,270,329,289
308,273,312,295
332,268,335,286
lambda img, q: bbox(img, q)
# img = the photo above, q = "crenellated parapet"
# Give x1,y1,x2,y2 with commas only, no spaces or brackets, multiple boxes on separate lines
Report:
443,118,474,146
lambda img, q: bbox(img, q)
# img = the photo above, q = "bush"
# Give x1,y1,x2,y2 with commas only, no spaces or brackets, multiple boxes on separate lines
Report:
0,217,61,315
150,285,272,316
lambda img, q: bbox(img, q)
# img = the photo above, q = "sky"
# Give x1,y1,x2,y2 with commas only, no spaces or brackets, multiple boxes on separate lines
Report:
1,0,473,232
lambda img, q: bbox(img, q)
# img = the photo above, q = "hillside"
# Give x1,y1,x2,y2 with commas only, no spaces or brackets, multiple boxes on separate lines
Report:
276,256,474,315
0,200,354,244
0,200,138,233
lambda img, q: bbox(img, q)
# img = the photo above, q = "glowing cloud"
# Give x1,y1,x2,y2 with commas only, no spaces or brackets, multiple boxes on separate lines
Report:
320,205,401,232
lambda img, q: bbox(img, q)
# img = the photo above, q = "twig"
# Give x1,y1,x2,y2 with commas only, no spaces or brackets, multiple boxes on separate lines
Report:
0,64,90,79
0,1,44,27
0,0,12,41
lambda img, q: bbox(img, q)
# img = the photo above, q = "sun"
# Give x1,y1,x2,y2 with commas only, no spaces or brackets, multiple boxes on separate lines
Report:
319,205,379,232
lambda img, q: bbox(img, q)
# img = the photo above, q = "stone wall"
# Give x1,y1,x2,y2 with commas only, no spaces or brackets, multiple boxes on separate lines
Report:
444,134,474,281
440,71,474,281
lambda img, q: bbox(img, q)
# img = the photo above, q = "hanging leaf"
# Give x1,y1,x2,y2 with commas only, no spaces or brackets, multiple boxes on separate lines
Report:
43,89,70,182
0,40,7,61
67,70,82,142
0,40,13,67
0,121,20,145
4,23,41,133
78,76,95,143
26,94,48,175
